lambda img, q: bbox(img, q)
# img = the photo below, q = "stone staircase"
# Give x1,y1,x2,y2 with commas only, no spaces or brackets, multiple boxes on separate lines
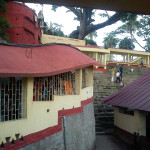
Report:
94,65,149,135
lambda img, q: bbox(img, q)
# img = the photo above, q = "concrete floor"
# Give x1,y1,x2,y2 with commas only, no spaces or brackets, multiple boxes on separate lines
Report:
96,135,134,150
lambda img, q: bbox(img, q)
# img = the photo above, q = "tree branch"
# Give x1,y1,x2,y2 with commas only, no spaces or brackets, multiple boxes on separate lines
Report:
132,34,147,51
85,12,121,35
86,19,95,25
69,12,121,39
66,7,82,20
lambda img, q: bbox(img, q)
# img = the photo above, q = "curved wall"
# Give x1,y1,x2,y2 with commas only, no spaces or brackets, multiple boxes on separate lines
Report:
5,2,41,44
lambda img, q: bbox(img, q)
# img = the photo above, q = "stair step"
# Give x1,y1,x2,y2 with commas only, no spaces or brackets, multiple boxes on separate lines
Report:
95,112,114,115
95,116,114,119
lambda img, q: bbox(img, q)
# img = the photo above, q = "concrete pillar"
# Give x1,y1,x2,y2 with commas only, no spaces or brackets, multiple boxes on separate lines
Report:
95,53,98,68
128,54,130,66
148,56,150,67
75,69,82,94
123,55,125,63
104,54,107,69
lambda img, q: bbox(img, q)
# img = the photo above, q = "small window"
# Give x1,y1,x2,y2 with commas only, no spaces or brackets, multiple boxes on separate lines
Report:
119,107,134,116
0,77,26,122
33,71,76,101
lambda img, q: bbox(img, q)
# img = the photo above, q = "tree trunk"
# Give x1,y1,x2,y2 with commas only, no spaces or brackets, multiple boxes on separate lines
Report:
78,8,86,39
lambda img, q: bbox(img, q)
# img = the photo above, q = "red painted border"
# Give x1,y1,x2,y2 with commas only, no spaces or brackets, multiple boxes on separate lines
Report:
81,97,93,106
2,97,93,150
114,126,134,142
94,68,106,73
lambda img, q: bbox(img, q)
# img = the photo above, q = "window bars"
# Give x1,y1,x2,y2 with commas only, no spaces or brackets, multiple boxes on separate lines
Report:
0,78,26,122
33,71,76,101
82,68,87,88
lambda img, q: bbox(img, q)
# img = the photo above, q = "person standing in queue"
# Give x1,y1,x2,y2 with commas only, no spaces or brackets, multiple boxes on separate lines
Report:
119,65,123,79
116,71,120,83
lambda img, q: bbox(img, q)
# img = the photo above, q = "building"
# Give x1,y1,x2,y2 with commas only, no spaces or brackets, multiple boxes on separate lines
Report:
0,42,103,150
102,70,150,149
5,2,41,44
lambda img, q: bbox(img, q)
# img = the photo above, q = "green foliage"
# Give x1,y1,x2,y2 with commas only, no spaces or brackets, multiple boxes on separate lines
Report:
85,38,97,46
51,5,150,49
119,37,135,50
103,32,119,48
99,11,110,19
46,22,67,37
136,15,150,51
0,0,11,41
86,31,97,40
0,0,7,13
109,13,150,51
144,38,150,51
0,16,11,41
51,5,59,12
51,6,122,39
120,13,137,23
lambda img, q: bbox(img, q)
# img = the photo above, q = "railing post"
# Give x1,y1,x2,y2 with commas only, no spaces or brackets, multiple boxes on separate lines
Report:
147,56,149,67
104,54,107,69
123,55,125,63
128,54,130,66
96,52,98,68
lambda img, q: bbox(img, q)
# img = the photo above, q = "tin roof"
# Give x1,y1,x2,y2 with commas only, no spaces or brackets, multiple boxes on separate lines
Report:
102,70,150,112
0,43,103,77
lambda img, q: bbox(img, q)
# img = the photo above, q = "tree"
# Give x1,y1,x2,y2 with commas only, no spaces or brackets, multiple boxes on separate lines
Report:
110,14,150,51
85,30,97,45
144,38,150,51
113,13,138,49
52,6,123,40
136,15,150,51
45,22,66,37
0,0,11,41
85,38,97,46
103,32,119,48
119,37,135,50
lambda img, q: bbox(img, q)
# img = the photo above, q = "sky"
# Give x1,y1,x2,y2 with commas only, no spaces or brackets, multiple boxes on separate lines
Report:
26,3,145,51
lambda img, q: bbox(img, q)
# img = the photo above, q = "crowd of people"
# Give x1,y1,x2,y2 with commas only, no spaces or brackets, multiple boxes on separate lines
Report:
111,65,124,87
110,58,144,87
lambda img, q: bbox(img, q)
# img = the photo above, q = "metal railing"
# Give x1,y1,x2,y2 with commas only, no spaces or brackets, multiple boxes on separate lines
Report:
33,71,76,101
0,77,26,122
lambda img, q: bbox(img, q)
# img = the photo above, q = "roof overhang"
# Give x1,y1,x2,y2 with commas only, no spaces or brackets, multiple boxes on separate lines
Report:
15,0,150,15
0,43,103,77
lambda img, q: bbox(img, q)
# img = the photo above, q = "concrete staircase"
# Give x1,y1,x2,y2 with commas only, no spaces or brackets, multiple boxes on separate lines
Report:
94,65,149,135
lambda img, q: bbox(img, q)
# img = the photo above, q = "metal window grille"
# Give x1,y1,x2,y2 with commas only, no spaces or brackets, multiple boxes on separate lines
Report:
33,71,76,101
0,77,26,122
82,68,87,88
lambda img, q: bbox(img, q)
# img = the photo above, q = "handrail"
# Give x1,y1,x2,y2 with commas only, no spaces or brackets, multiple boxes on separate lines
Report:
130,57,141,64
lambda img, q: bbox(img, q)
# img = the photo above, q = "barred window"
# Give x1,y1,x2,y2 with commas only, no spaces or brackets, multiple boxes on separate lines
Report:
0,77,26,122
82,68,87,88
33,71,76,101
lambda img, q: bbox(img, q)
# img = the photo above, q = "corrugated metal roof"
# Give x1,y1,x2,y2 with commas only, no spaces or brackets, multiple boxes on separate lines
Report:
102,70,150,112
0,43,103,77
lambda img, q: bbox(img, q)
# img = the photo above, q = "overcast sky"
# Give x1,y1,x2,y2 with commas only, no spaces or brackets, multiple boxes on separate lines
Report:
26,3,144,51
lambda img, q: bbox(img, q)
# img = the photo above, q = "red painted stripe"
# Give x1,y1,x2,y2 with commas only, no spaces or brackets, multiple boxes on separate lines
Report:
94,68,106,73
3,97,93,150
58,107,83,125
81,97,93,106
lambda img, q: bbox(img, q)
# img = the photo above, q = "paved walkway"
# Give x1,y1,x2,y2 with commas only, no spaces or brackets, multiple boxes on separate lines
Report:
96,135,134,150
